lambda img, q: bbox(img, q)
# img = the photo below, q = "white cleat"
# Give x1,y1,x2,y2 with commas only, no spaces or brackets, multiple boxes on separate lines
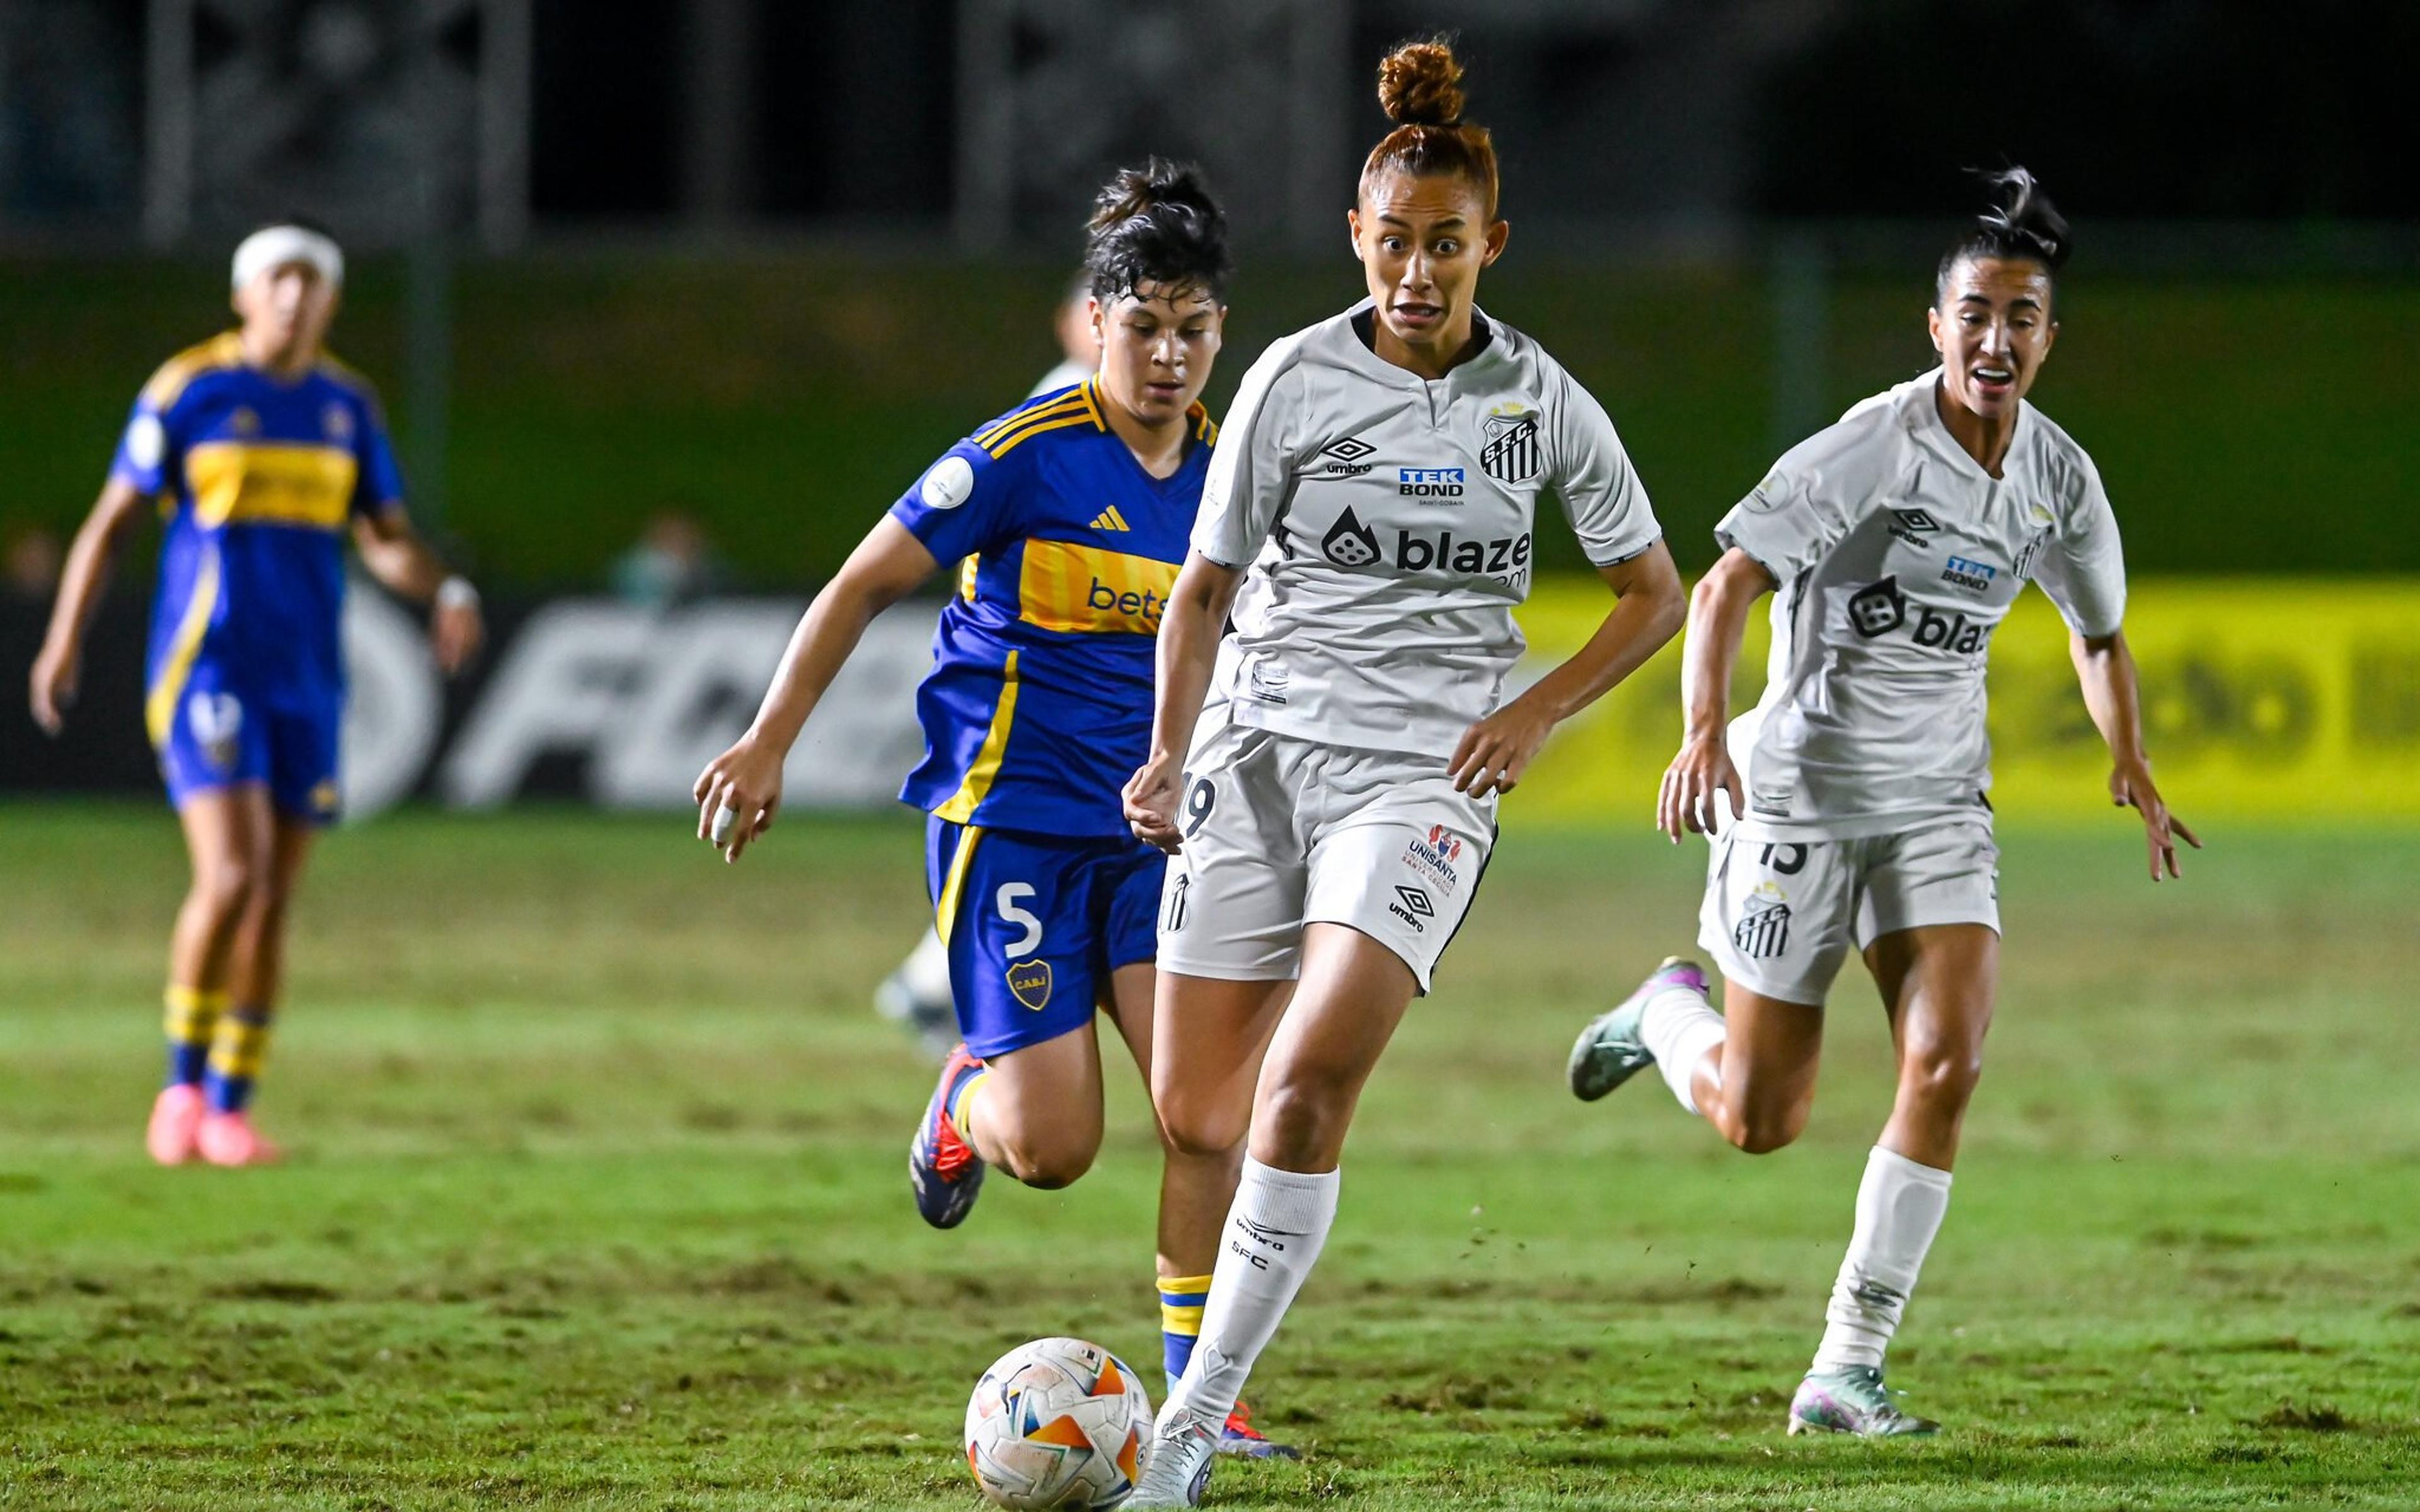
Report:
1129,1404,1221,1508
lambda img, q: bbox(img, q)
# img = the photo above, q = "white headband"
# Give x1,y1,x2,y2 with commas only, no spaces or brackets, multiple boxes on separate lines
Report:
231,226,344,291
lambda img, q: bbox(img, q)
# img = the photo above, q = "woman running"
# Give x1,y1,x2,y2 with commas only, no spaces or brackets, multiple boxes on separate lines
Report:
1567,168,2198,1437
28,220,484,1167
693,162,1289,1458
1122,40,1685,1503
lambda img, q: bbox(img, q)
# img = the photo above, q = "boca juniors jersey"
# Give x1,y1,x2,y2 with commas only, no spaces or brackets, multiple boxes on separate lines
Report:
890,377,1216,837
111,333,405,741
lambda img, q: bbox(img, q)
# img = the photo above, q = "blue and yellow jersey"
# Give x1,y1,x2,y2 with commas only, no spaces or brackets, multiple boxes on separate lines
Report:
111,333,405,743
891,378,1216,838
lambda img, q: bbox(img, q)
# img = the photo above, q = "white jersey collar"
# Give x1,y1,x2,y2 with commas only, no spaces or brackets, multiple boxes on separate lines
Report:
1338,298,1509,391
1917,366,2029,484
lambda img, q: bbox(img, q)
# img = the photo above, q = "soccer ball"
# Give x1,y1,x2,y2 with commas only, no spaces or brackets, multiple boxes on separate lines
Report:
964,1336,1153,1509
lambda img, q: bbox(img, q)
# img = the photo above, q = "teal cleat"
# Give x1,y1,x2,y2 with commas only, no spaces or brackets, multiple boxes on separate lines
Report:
1787,1366,1940,1438
1567,956,1707,1102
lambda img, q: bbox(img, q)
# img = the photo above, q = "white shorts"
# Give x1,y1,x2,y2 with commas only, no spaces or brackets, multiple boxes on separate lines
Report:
1698,816,2000,1005
1156,707,1495,994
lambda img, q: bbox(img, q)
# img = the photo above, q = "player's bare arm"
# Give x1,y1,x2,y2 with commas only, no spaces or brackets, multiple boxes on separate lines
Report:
694,516,937,862
351,510,485,675
1123,549,1242,853
1657,546,1772,841
2069,628,2199,880
28,475,150,734
1449,540,1683,798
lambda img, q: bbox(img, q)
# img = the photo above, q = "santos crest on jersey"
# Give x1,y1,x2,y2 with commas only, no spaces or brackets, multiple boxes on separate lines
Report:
1716,369,2127,839
1195,303,1660,760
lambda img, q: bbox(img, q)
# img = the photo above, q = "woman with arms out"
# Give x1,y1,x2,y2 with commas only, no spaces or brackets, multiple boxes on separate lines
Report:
29,220,483,1166
693,162,1292,1459
1567,168,2198,1438
1122,39,1685,1504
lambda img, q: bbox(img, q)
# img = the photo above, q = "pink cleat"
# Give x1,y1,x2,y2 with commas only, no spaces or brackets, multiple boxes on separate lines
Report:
196,1111,283,1167
147,1084,207,1166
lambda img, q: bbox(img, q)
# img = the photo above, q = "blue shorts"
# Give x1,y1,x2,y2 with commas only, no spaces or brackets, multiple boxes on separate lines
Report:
154,659,343,825
926,818,1166,1060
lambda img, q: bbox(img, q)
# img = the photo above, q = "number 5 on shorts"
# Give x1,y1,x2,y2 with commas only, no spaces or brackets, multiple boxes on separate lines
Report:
996,883,1044,958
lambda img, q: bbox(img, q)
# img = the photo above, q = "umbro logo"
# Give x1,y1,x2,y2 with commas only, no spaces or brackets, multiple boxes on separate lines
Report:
1387,883,1434,935
1089,506,1131,532
1321,436,1375,476
1887,508,1941,548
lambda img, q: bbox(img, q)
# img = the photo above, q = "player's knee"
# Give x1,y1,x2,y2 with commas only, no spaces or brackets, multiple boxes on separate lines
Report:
1152,1087,1247,1162
983,1101,1100,1189
1725,1102,1807,1155
1253,1069,1353,1169
998,1131,1097,1190
1900,1039,1985,1112
191,855,262,920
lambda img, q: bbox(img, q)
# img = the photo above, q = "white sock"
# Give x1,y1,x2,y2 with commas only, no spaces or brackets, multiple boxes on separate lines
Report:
901,927,952,1002
1638,982,1727,1115
1163,1157,1339,1425
1812,1146,1954,1373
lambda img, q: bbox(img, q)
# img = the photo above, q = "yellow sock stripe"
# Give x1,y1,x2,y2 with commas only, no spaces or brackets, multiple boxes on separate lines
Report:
1158,1273,1213,1336
950,1068,990,1142
934,825,986,945
207,1014,274,1080
1160,1301,1206,1334
162,985,228,1043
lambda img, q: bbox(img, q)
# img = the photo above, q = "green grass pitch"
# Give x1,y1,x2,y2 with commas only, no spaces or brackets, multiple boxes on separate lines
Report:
3,803,2416,1508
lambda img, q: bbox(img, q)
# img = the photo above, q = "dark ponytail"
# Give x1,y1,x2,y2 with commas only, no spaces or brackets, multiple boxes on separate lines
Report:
1084,158,1232,306
1935,166,2071,306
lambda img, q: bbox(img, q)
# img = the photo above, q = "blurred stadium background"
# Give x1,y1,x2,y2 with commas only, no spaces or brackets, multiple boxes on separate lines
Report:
2,3,2416,1508
3,0,2413,821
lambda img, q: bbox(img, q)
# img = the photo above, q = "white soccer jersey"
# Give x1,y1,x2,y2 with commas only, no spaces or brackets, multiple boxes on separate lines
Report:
1195,303,1661,759
1717,369,2128,839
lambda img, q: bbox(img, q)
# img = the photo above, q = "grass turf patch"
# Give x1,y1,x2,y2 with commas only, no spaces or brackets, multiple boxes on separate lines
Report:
3,803,2416,1507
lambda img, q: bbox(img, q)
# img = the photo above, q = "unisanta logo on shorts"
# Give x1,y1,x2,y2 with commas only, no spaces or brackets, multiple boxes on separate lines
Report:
1398,466,1465,499
1403,826,1463,890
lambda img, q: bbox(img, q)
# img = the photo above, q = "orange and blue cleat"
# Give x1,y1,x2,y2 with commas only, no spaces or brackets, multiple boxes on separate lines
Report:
1219,1400,1301,1460
909,1044,988,1228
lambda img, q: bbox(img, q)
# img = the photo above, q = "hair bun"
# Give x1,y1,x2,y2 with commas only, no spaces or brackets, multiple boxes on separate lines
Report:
1976,166,2071,271
1378,37,1466,127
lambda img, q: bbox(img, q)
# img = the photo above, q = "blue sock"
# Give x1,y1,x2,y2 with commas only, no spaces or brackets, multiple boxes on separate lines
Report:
1158,1273,1212,1397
